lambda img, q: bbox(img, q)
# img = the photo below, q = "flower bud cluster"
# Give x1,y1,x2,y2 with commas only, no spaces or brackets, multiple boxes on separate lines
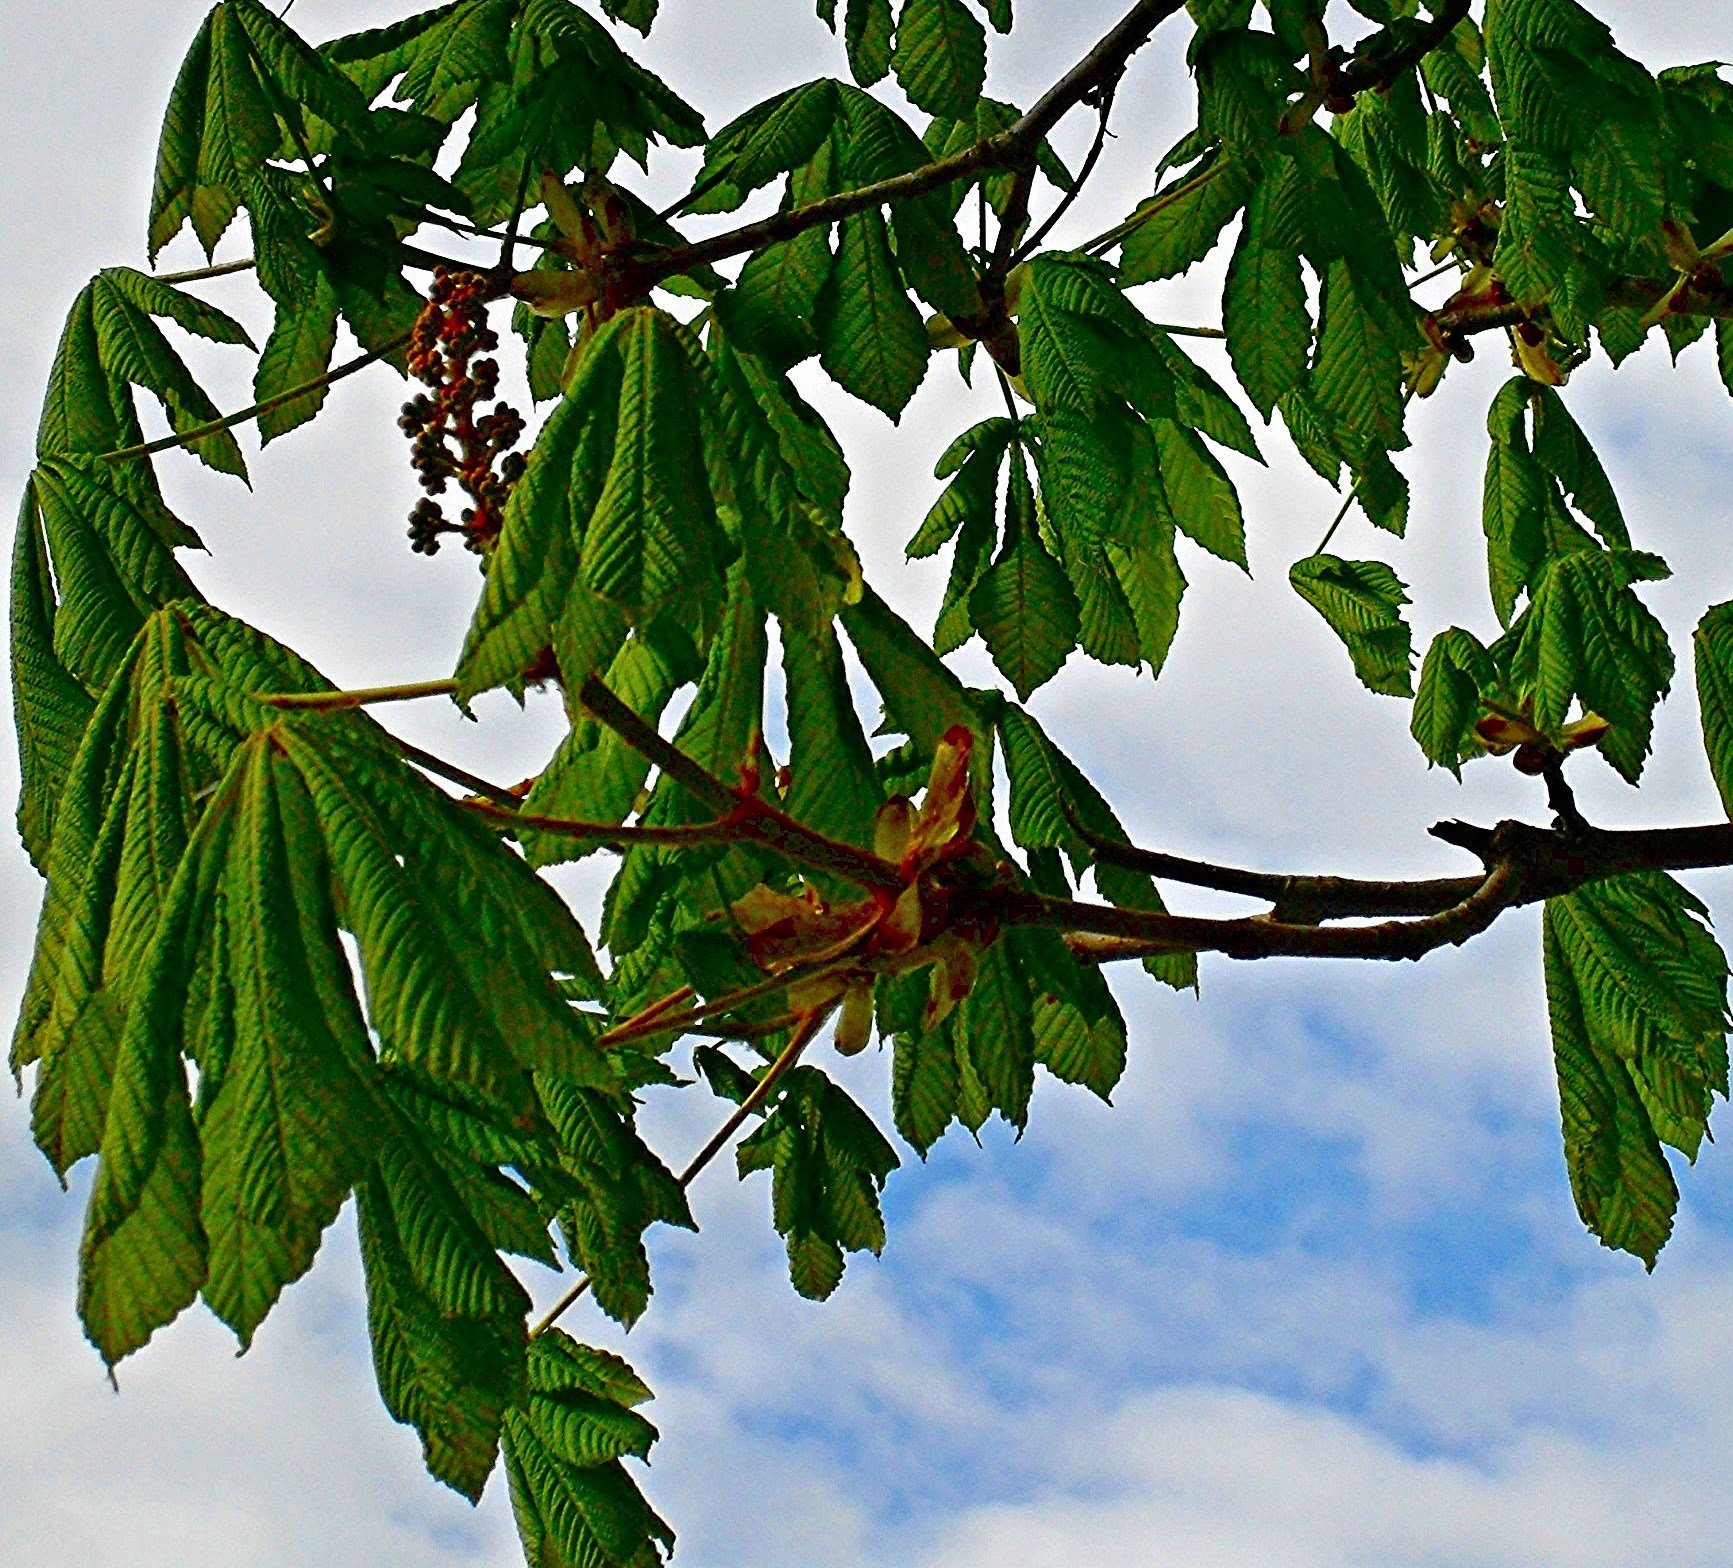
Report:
402,268,527,555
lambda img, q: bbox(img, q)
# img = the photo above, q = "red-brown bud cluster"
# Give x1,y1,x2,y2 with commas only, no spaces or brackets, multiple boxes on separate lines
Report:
402,268,527,556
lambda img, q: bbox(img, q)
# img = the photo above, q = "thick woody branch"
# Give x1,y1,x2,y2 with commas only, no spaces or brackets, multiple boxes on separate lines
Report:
1080,828,1484,921
1431,272,1733,345
1007,861,1519,964
1026,816,1733,965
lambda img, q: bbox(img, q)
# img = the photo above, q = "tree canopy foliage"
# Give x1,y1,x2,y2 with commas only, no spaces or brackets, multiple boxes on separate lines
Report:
13,0,1733,1559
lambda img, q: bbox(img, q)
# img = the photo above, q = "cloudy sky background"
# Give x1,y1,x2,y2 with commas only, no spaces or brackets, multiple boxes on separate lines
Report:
5,2,1733,1563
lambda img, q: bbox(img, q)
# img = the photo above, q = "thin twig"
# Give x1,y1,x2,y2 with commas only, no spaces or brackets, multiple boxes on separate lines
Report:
260,678,459,712
1013,861,1520,964
1012,86,1117,265
1075,819,1484,919
155,257,257,285
1148,322,1226,339
466,800,758,851
529,1009,828,1339
390,736,525,807
101,332,412,463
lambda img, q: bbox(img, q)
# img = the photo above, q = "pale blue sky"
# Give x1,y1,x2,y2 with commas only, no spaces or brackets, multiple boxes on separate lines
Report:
4,3,1733,1564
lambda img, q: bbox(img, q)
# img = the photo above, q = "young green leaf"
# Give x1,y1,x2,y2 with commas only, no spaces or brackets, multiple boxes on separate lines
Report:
1289,553,1414,697
1503,546,1673,780
1223,158,1309,418
1695,601,1733,818
892,0,987,119
502,1332,673,1568
736,1063,899,1300
969,452,1079,699
817,208,930,417
1412,627,1494,775
1545,872,1730,1266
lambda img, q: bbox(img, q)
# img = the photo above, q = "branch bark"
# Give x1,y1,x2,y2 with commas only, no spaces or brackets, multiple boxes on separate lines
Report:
1023,817,1733,965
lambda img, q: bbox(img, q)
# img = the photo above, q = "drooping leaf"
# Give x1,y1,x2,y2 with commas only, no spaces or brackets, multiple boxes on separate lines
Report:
892,0,987,119
817,208,930,417
502,1332,673,1568
1545,871,1730,1266
1694,601,1733,818
736,1063,899,1300
1503,546,1673,780
1289,553,1414,697
1412,627,1494,775
149,0,370,258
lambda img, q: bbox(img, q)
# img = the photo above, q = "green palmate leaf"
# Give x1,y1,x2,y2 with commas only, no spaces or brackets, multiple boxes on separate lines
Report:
889,1017,960,1153
1311,258,1407,453
969,451,1078,698
1695,602,1733,817
456,312,687,693
458,308,859,701
1153,418,1246,569
42,270,252,475
720,227,835,366
1482,377,1550,625
701,80,840,205
910,416,1013,557
842,586,989,779
1504,546,1673,781
1289,553,1414,697
892,0,987,119
253,273,341,442
817,208,930,416
325,0,517,123
582,310,722,617
1008,924,1127,1100
737,1064,899,1300
503,1332,673,1568
952,935,1037,1128
1530,384,1627,547
1544,873,1730,1266
1146,327,1261,463
1412,626,1494,775
10,488,96,866
149,0,370,258
359,1137,529,1498
1485,0,1667,338
543,1078,693,1328
843,0,896,86
455,0,705,221
781,618,883,854
1224,156,1309,419
21,456,199,706
190,738,385,1346
19,604,610,1365
1120,154,1257,285
704,330,857,625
